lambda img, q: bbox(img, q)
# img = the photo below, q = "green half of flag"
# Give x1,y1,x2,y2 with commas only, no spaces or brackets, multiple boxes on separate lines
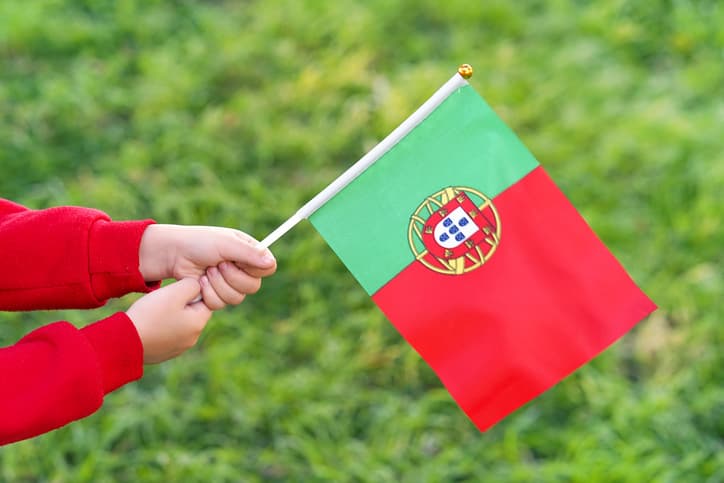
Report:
310,85,539,295
308,80,656,431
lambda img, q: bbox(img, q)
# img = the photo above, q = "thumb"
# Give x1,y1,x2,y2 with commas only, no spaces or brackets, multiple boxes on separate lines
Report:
157,278,202,306
218,234,275,269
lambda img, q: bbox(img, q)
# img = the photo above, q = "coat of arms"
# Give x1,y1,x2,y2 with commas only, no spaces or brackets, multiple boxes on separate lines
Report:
408,187,501,275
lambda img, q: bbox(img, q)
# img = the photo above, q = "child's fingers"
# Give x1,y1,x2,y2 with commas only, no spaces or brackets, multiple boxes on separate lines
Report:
199,275,227,310
218,262,263,294
206,265,248,305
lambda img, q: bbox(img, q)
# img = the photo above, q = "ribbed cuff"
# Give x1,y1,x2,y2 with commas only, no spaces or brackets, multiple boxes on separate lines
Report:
80,312,144,394
88,219,160,301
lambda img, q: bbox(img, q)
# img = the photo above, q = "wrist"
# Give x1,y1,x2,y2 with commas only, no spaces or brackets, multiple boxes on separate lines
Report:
138,224,174,282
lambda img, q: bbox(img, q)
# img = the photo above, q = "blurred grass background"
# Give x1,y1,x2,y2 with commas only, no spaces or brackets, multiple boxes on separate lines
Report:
1,0,722,481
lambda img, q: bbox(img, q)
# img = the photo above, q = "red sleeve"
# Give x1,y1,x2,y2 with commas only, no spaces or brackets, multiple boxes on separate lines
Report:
0,312,144,446
0,198,159,310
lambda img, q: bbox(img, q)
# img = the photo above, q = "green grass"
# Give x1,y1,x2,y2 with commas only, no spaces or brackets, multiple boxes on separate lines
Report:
1,0,722,481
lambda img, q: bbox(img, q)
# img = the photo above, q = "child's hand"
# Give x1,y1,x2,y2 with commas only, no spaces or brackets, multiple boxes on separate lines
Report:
137,225,276,310
126,278,211,364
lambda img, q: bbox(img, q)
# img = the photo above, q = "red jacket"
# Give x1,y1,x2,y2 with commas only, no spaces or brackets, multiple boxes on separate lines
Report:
0,198,158,445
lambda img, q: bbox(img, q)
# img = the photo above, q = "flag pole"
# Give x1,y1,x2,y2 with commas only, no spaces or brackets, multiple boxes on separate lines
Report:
258,65,473,249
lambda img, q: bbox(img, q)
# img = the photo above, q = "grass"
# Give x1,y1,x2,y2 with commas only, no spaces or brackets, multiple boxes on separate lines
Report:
1,0,722,481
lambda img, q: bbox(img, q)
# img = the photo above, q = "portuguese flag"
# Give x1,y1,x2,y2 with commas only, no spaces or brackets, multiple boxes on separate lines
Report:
269,70,656,431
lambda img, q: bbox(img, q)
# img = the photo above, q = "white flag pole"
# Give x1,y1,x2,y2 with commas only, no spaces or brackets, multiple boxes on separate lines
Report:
258,67,471,250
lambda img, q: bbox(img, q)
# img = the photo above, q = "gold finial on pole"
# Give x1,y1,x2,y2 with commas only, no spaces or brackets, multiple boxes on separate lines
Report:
457,64,473,79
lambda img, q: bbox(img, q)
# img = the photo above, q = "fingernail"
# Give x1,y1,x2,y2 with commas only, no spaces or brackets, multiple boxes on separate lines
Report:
200,275,209,287
208,266,218,276
261,250,275,265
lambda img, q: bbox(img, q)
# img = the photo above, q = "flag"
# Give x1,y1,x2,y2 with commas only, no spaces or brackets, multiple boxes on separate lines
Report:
303,71,656,431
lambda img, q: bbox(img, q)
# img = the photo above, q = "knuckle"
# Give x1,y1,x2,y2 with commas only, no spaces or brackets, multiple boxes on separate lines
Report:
208,266,222,281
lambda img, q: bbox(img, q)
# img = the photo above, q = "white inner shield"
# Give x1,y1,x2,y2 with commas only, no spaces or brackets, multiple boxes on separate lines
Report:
433,206,478,249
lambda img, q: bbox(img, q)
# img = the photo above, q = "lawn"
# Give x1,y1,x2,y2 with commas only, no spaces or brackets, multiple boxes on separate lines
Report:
0,0,722,481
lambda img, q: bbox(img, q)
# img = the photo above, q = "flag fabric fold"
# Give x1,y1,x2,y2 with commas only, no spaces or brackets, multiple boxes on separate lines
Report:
306,74,656,431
